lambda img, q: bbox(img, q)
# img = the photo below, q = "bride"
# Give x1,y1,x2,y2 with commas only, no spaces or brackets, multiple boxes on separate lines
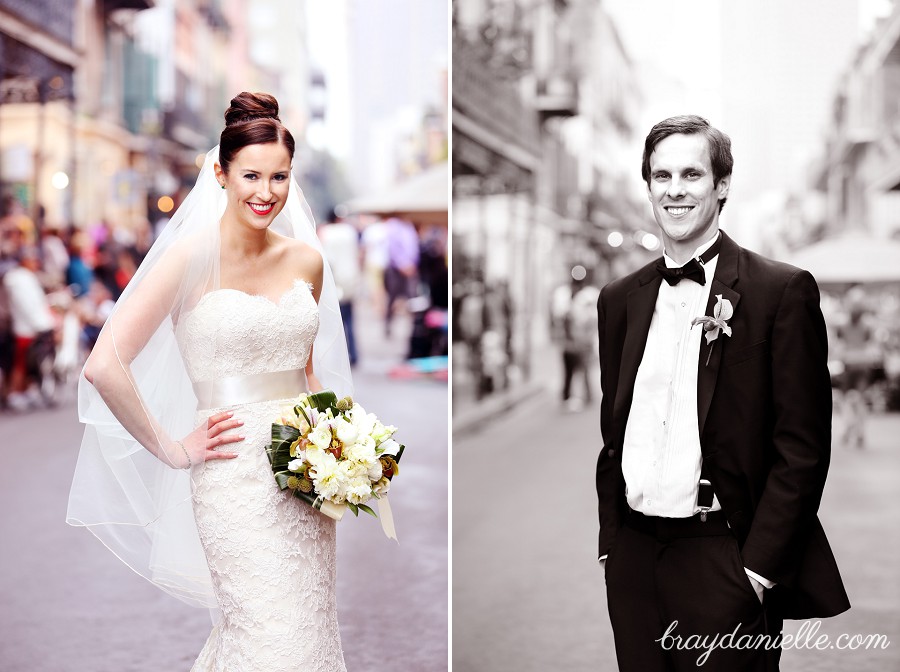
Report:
67,92,352,671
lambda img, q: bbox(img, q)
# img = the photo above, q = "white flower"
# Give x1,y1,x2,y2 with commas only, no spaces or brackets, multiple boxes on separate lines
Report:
373,477,391,496
345,435,376,464
312,456,346,502
373,423,397,442
308,425,333,450
304,445,331,467
691,294,735,365
378,438,400,455
350,407,377,436
339,458,367,480
287,458,306,472
367,458,383,482
333,416,359,445
346,480,374,505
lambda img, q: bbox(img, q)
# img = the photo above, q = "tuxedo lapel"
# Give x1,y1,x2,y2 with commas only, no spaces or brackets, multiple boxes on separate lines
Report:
697,232,741,437
613,269,662,431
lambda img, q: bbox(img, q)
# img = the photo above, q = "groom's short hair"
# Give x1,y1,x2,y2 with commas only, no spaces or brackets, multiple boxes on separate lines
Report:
641,115,734,213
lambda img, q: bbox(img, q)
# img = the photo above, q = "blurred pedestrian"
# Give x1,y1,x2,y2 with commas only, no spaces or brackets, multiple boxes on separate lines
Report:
40,225,70,289
596,115,848,671
415,227,448,357
93,242,122,299
78,279,114,351
835,290,881,448
556,274,598,411
0,255,15,407
0,196,37,246
319,208,361,365
383,214,419,337
361,218,389,314
66,232,94,298
3,246,55,411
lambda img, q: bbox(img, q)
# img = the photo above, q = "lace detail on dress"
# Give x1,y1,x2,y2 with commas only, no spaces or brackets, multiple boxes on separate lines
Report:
178,280,345,672
178,279,319,383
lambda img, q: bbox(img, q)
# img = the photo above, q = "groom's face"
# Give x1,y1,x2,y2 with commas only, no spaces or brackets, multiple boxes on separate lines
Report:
647,133,729,255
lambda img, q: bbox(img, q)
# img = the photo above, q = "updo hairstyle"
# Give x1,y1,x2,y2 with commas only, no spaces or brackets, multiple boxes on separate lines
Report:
218,92,296,174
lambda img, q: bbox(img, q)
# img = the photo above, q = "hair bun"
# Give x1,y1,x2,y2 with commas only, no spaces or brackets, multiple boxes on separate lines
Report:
224,92,280,126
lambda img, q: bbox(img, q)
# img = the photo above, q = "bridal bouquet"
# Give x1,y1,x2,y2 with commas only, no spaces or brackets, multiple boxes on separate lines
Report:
266,390,404,525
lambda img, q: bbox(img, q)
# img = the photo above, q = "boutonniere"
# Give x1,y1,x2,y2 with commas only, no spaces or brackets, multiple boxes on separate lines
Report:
691,294,733,365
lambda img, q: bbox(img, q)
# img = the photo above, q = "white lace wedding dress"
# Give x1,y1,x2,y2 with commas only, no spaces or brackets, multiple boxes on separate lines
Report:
178,279,346,672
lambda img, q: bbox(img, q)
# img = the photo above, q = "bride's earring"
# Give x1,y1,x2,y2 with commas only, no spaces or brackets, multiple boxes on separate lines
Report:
220,184,226,190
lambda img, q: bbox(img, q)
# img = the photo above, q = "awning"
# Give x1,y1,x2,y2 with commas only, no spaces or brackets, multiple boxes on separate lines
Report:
787,233,900,284
344,162,448,226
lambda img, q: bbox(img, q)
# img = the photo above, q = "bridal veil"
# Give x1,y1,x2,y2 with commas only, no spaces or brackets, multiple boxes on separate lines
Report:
66,146,352,608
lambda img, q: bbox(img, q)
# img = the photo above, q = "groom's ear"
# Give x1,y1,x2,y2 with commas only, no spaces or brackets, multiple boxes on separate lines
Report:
716,175,731,201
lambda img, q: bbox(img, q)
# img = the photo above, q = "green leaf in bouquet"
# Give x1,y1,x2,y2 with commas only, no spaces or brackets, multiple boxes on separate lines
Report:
267,440,294,471
347,502,359,517
357,503,377,518
274,472,292,491
394,444,405,463
307,390,338,413
272,423,300,444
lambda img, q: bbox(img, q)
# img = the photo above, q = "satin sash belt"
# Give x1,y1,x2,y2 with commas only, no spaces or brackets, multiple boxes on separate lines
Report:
193,368,307,410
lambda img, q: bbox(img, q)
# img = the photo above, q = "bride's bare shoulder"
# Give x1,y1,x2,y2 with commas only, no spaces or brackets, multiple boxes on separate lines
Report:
271,235,323,289
276,236,322,270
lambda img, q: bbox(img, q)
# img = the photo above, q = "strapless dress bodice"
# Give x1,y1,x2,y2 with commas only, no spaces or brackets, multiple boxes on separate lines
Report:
177,279,318,383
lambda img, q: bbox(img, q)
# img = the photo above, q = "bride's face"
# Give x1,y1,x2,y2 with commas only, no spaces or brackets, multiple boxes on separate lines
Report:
216,142,292,232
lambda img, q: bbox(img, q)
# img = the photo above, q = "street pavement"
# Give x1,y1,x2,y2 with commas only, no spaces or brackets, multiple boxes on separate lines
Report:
0,306,448,672
453,384,900,671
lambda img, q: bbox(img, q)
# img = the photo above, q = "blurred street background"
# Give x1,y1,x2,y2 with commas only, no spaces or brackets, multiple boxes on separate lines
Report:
0,0,448,669
452,0,900,669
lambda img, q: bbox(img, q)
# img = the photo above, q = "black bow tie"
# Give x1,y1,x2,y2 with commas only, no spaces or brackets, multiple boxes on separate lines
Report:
656,233,722,286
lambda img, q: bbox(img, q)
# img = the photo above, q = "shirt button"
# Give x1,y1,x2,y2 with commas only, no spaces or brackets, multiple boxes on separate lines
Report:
681,302,686,307
646,499,652,506
662,420,666,426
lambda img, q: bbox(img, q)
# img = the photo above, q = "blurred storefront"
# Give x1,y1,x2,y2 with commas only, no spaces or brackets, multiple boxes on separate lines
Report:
816,2,900,242
795,2,900,411
0,0,316,237
452,0,647,409
0,0,78,231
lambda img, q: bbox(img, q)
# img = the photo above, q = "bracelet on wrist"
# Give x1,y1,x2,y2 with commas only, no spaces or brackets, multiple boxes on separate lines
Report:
176,441,192,470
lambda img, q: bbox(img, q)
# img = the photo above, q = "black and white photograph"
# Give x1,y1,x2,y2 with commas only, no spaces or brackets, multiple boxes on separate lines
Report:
453,0,899,670
0,1,448,670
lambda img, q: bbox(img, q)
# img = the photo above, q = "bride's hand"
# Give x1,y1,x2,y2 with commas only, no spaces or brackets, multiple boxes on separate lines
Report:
174,411,244,467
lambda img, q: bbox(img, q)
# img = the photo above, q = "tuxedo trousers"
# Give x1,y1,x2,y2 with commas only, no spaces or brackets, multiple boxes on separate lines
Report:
605,510,782,672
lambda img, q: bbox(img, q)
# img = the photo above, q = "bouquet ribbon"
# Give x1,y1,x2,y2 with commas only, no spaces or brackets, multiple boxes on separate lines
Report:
377,497,397,541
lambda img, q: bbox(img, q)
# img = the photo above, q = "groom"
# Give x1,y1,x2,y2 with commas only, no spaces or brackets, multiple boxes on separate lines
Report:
595,115,849,671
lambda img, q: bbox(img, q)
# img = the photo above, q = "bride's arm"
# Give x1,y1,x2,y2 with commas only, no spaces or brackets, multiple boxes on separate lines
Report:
84,244,241,467
304,247,325,393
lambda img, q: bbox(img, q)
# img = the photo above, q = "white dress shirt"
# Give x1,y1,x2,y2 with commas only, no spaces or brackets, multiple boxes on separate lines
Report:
612,233,774,591
622,234,722,517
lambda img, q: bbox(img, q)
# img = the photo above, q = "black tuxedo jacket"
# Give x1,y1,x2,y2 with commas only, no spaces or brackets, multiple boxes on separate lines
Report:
596,231,850,619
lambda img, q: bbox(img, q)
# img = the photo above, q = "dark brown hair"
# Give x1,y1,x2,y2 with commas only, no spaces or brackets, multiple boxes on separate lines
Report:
218,92,295,173
641,115,734,213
